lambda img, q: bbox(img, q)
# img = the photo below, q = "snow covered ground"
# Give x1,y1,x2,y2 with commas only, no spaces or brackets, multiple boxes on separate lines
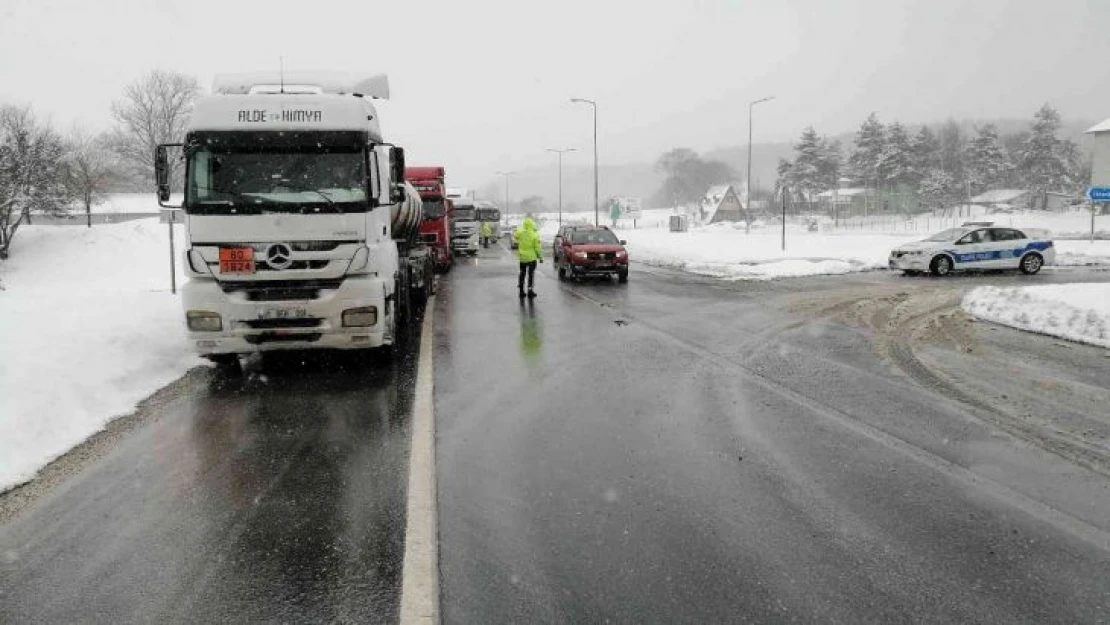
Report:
521,207,1110,280
0,219,200,492
963,284,1110,349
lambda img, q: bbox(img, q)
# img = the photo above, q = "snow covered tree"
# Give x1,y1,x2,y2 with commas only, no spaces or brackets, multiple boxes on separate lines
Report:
106,70,200,191
849,113,886,189
919,168,957,210
0,105,74,258
911,125,941,173
776,130,841,200
938,119,966,180
964,124,1010,194
877,122,915,188
1019,104,1080,208
64,128,120,227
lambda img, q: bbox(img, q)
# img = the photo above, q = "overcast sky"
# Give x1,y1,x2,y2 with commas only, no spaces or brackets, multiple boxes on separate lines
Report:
2,0,1109,188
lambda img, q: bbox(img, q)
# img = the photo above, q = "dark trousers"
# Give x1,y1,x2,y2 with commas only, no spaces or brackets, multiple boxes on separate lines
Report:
518,261,536,290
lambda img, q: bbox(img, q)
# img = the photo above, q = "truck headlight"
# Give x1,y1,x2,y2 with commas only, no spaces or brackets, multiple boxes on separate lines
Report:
342,306,378,327
186,311,222,332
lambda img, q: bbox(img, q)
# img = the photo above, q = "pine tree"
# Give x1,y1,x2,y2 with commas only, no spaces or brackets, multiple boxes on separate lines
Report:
938,119,966,180
1019,104,1079,207
791,127,825,198
912,126,941,175
877,122,914,189
964,124,1010,194
849,113,885,189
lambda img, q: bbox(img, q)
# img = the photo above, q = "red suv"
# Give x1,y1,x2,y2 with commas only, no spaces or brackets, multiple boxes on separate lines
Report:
553,225,629,283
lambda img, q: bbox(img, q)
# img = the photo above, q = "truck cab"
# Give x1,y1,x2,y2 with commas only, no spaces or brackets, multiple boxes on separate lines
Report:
405,166,454,272
155,72,426,362
450,195,481,256
476,201,502,243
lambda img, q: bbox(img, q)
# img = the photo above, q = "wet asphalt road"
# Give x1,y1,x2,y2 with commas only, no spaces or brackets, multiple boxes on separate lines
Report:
2,243,1109,624
435,245,1110,623
0,349,418,623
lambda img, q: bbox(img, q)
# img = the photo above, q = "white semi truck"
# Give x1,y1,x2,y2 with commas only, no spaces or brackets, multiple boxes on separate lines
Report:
155,72,433,364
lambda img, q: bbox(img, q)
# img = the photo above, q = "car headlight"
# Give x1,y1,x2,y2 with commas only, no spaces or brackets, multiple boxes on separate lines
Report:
186,311,222,332
342,306,378,327
616,250,627,258
575,251,588,259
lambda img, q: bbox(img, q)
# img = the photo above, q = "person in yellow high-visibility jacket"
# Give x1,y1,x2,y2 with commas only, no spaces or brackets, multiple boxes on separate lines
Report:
513,218,543,298
480,222,493,248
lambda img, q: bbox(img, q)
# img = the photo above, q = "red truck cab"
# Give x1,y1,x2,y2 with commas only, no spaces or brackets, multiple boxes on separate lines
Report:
405,166,454,272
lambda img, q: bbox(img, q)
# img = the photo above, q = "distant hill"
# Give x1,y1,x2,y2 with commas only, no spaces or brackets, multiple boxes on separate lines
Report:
484,117,1098,211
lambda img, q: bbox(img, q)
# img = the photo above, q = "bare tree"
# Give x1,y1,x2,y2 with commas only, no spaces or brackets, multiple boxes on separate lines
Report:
107,70,200,191
0,105,73,259
65,127,119,227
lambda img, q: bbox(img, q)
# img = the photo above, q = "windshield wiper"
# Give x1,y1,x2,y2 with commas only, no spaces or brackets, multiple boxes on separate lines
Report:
272,180,339,208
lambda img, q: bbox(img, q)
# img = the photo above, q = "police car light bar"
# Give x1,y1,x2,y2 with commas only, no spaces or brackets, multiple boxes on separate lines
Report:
213,72,390,100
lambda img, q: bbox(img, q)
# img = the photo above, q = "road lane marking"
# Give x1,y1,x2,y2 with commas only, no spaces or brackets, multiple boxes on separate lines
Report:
399,301,440,624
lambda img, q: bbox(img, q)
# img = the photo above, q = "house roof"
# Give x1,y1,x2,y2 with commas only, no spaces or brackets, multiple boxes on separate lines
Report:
969,189,1028,203
1086,118,1110,133
704,185,732,201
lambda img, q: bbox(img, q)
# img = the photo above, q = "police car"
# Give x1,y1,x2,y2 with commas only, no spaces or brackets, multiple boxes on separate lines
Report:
889,222,1055,276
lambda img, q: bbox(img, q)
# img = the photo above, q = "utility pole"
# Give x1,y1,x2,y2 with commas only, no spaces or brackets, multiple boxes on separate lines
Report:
570,98,598,226
547,148,576,227
495,171,514,214
747,96,775,234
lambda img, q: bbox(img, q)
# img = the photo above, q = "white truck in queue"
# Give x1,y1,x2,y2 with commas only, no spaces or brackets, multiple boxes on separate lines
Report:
155,72,434,364
448,189,481,256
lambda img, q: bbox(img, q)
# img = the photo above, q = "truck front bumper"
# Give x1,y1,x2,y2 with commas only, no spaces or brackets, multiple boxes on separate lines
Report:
182,275,390,355
452,235,479,252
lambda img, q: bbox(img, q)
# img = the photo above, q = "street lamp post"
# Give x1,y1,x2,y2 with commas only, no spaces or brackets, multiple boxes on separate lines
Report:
495,171,513,214
746,96,775,234
547,148,576,227
570,98,598,226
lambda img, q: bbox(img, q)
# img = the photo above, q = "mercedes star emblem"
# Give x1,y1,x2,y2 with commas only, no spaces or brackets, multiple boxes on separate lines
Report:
265,243,293,270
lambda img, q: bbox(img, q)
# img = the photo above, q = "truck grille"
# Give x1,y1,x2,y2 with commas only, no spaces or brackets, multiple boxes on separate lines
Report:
244,332,323,345
219,279,344,301
242,318,324,329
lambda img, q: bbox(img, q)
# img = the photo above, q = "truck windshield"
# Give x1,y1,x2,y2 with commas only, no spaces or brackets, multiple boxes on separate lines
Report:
185,133,368,214
422,200,446,220
455,208,476,221
477,208,501,222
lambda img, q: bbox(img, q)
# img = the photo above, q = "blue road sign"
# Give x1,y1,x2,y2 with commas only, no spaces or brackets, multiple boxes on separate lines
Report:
1086,186,1110,202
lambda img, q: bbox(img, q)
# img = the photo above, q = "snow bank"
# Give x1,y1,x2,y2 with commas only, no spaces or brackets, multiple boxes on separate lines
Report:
615,228,908,280
962,284,1110,348
0,219,201,492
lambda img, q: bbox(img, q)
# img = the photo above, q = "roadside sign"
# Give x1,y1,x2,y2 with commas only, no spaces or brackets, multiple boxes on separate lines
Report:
613,197,642,220
1086,187,1110,202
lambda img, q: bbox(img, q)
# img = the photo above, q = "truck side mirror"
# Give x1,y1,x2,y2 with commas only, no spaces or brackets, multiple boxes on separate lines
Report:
389,147,406,204
155,145,170,202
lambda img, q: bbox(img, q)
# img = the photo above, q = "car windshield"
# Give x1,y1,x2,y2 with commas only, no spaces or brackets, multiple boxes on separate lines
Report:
925,228,970,242
571,230,620,245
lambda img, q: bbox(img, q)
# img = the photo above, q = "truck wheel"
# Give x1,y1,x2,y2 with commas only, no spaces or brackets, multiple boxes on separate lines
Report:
1019,252,1043,275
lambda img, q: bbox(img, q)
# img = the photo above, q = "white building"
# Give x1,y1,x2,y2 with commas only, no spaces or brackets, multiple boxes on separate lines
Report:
1086,118,1110,187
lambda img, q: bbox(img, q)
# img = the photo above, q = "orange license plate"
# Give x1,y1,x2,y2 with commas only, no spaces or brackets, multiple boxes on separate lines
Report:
219,247,255,274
